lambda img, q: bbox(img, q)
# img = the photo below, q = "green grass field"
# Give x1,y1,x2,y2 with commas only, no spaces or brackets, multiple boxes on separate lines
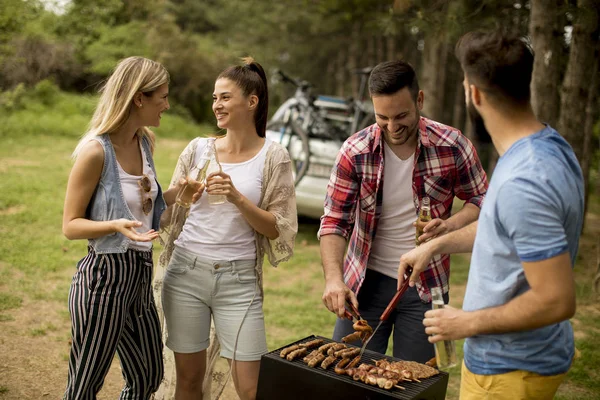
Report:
0,89,599,399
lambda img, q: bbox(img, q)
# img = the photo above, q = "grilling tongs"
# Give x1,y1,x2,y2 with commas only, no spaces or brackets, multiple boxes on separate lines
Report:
345,300,363,322
358,267,413,357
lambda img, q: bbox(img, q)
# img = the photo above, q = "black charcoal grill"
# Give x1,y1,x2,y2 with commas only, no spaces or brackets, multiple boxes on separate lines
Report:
257,335,449,400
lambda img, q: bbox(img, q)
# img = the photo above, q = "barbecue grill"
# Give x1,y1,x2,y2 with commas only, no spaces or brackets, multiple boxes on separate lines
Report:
257,335,449,400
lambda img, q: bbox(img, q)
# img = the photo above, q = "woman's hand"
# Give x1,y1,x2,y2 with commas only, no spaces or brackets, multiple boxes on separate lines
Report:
112,218,159,242
206,171,242,205
178,177,205,204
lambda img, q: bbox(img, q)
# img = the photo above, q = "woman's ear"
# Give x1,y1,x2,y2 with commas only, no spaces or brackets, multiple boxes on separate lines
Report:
133,92,143,108
248,94,259,111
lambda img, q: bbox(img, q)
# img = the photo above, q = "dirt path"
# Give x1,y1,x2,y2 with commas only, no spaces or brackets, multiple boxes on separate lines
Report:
0,267,240,399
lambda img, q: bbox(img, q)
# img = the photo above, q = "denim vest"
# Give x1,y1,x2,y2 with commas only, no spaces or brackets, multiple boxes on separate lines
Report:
86,133,166,254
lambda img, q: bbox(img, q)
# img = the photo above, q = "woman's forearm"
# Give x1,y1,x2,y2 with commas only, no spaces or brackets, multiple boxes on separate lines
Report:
163,185,180,207
63,218,117,240
234,196,279,239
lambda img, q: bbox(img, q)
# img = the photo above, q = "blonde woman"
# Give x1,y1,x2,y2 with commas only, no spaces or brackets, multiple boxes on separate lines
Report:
62,57,185,399
156,58,297,400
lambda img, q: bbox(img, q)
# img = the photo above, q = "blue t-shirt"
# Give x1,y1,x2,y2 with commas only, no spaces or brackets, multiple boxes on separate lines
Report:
462,126,583,376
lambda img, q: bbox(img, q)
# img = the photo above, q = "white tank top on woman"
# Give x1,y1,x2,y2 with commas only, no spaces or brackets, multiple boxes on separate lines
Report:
175,138,270,260
117,141,158,251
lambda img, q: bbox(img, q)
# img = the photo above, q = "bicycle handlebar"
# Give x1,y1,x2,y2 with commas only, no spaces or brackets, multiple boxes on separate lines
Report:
276,69,313,90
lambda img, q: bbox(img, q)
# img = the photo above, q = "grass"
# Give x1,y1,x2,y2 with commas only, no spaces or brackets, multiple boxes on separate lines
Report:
1,89,599,398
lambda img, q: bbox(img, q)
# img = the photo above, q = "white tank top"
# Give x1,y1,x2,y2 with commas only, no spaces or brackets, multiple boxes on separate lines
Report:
367,144,416,279
117,142,158,251
175,138,270,260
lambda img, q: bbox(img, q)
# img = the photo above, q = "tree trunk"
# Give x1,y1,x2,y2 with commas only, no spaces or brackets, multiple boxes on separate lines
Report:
349,23,360,98
581,47,599,231
386,34,397,61
376,34,385,63
325,58,335,94
421,33,448,121
367,34,376,67
335,43,346,97
529,0,565,127
557,0,599,163
452,76,466,133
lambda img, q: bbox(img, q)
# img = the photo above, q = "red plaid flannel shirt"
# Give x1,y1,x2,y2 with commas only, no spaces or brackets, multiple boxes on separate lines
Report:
319,117,488,302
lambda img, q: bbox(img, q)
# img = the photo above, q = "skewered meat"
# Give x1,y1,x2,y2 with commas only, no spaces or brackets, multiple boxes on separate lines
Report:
345,366,406,391
317,342,337,353
341,332,362,343
300,339,324,349
347,355,361,369
425,357,437,368
320,355,337,369
328,343,347,355
360,330,372,342
334,357,352,374
335,348,360,359
303,349,321,362
286,348,308,361
307,353,326,368
280,344,299,358
353,319,373,334
374,359,439,379
357,363,375,371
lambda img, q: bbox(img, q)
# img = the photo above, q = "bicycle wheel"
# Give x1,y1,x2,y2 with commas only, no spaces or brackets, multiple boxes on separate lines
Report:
266,119,310,185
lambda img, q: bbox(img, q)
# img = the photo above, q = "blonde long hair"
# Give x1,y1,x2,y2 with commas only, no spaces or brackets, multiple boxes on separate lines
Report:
72,56,170,158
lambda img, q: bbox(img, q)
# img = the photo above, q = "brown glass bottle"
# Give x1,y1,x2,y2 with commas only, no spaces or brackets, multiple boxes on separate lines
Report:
415,196,432,246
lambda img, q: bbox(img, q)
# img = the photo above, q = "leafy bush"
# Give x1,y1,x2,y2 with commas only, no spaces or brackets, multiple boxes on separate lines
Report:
0,85,210,140
32,79,60,106
0,83,27,111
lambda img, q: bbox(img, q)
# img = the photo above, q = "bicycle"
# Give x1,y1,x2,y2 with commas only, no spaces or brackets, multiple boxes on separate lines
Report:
267,68,375,185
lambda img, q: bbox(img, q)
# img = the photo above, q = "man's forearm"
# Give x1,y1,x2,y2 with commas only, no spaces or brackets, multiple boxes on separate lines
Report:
430,220,478,255
320,234,347,282
446,202,480,232
466,287,574,337
467,253,577,336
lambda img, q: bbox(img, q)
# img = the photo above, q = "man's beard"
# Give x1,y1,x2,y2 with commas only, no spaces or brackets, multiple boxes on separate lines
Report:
467,96,492,145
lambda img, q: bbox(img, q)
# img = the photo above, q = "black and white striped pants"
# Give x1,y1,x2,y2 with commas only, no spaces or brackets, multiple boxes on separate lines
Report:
64,247,164,400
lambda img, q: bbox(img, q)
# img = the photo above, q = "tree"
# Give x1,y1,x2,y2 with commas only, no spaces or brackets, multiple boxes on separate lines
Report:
529,0,566,127
557,0,599,189
581,43,599,227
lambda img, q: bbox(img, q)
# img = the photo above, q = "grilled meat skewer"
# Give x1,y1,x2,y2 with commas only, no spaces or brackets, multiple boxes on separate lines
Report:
300,339,324,349
307,353,327,368
320,354,338,369
280,344,299,358
286,348,308,361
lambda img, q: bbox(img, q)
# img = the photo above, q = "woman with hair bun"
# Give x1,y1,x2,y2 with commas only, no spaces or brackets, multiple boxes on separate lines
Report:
157,57,297,400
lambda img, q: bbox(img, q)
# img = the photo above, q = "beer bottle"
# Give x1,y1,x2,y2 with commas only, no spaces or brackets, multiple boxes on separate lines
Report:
415,196,432,246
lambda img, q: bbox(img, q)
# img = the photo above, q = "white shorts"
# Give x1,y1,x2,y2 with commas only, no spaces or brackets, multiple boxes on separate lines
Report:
161,246,267,361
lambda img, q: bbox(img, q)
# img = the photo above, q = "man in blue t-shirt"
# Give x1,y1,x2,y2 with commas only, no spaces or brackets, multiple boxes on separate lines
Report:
397,30,584,399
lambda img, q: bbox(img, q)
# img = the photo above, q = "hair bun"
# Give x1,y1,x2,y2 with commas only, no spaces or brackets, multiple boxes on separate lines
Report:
241,56,256,67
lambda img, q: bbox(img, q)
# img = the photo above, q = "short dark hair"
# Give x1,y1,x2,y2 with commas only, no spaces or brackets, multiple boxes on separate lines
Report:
218,57,269,138
455,30,534,108
368,60,420,100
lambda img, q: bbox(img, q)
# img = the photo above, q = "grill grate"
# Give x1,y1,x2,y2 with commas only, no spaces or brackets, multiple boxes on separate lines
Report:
257,335,448,400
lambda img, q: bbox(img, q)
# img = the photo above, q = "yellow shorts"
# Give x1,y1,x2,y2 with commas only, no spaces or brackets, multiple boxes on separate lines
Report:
460,360,567,400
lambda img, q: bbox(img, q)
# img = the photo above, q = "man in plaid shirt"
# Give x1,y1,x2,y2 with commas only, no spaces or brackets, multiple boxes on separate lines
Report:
318,60,488,362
